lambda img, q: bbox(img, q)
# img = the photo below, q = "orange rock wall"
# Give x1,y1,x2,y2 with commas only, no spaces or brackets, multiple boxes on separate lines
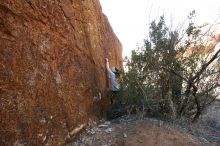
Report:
0,0,122,145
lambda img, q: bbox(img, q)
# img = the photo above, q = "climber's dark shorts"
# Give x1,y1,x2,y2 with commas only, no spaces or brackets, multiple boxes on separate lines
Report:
107,89,119,104
112,90,119,94
107,88,119,95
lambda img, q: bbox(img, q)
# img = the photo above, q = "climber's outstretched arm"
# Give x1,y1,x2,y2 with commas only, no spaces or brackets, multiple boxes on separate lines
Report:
105,58,115,76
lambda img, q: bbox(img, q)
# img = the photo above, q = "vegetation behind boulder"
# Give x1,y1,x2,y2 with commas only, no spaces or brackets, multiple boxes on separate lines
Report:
109,12,220,121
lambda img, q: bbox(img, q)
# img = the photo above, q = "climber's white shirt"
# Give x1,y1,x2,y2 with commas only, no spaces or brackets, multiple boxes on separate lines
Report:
106,61,120,91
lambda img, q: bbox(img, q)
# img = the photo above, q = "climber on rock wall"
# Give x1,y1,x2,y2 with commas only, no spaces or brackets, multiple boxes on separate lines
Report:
105,58,120,104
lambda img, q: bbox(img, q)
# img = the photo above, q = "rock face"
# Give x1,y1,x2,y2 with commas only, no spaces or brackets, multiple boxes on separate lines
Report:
0,0,122,145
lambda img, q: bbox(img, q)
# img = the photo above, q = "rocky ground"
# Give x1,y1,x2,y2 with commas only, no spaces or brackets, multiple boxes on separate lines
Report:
67,100,220,146
188,100,220,145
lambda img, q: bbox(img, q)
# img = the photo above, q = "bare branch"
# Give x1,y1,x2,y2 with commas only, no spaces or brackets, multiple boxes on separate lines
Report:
199,84,220,96
204,95,218,106
198,70,220,81
161,67,188,82
193,48,220,82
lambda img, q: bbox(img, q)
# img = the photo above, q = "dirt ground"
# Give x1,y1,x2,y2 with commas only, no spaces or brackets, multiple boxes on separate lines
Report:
68,117,203,146
68,100,220,146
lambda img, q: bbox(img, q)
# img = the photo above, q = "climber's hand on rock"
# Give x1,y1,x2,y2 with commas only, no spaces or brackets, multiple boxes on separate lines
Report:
105,58,108,62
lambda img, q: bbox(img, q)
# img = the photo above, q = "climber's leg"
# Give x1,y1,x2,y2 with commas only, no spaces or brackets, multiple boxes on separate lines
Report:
107,88,115,104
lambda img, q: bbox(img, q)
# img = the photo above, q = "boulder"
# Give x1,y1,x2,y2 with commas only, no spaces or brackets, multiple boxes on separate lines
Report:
0,0,122,145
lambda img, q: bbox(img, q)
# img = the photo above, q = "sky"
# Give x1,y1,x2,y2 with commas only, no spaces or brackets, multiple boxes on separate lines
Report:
100,0,220,58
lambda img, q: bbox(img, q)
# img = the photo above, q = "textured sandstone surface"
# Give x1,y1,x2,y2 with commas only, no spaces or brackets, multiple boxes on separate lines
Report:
0,0,122,145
